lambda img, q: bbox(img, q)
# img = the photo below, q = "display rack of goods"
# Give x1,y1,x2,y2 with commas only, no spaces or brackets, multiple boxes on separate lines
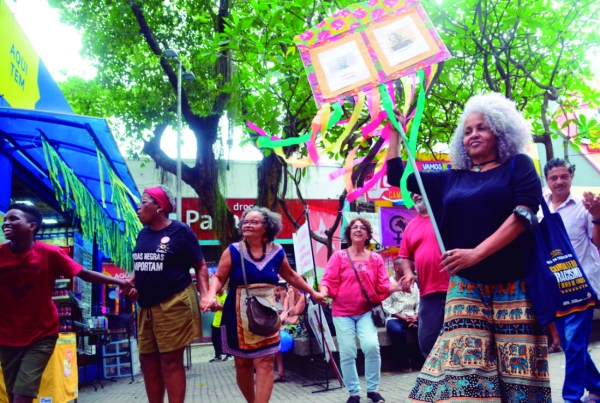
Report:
53,277,72,332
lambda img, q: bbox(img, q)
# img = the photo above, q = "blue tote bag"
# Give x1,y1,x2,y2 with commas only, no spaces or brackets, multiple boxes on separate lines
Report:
523,198,597,325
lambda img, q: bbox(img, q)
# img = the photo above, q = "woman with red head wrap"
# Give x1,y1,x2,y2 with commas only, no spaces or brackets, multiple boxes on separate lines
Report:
131,185,208,403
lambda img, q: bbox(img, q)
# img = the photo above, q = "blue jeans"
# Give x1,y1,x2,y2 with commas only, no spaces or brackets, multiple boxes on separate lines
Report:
333,311,381,395
555,308,600,402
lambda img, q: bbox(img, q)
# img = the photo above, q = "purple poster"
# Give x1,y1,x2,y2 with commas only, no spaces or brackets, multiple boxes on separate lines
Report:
379,207,418,247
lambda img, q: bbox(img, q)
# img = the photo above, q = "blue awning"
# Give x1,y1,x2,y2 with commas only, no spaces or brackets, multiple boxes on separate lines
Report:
0,107,140,224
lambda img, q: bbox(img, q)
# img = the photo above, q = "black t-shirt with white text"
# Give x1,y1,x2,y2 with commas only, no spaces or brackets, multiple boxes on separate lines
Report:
133,221,203,308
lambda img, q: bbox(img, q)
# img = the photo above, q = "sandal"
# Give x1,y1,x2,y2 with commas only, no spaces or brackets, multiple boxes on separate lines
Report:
273,374,287,383
548,345,563,354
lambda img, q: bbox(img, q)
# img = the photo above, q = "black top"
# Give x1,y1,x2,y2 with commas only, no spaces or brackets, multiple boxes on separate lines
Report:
133,221,204,308
387,154,541,284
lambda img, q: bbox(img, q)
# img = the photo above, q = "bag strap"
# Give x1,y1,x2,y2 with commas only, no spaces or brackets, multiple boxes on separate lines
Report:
239,241,251,297
347,251,376,309
510,156,551,217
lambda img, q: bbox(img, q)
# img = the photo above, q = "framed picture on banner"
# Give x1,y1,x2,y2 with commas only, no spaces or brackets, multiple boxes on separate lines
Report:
364,8,441,76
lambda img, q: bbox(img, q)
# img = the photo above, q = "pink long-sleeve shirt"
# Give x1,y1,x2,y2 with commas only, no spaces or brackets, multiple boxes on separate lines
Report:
321,250,391,317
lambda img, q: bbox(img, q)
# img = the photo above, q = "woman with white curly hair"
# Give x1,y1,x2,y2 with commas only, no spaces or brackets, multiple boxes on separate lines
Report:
387,93,550,402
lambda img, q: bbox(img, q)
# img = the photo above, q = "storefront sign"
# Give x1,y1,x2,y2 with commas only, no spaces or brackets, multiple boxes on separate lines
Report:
182,198,340,241
0,0,41,109
102,263,132,280
365,161,451,201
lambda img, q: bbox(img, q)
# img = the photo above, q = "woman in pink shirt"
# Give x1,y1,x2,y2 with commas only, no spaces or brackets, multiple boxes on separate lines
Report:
320,218,402,403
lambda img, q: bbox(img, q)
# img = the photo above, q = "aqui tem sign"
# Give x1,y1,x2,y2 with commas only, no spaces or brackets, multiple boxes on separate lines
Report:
0,0,41,109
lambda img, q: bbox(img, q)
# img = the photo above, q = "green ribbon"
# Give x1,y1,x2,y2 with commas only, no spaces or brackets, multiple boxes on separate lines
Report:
256,102,342,149
96,147,107,208
257,132,311,148
41,137,141,271
327,102,343,130
380,69,427,209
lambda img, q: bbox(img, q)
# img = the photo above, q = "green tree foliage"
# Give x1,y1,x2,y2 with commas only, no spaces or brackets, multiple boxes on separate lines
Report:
50,0,239,246
51,0,599,248
420,0,600,161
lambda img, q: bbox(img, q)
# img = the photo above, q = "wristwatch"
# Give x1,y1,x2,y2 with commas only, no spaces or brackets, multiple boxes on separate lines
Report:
513,206,538,231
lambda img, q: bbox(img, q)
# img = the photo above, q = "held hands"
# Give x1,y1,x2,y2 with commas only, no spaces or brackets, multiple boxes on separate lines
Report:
311,291,328,306
583,192,600,220
389,281,404,294
400,272,415,293
440,248,483,276
200,295,218,313
120,279,138,300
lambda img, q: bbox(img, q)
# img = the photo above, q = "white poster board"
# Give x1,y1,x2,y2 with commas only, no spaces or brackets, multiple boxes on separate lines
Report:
307,302,337,361
293,222,314,275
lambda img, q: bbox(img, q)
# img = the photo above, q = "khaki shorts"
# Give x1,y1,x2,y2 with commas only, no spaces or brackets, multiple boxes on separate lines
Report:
138,284,201,354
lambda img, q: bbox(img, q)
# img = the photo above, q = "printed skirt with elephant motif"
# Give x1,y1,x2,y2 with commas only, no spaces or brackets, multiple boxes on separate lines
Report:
407,275,552,403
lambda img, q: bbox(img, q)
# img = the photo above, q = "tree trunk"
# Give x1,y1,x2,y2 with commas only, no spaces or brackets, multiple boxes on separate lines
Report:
533,133,554,163
188,115,238,247
256,153,283,211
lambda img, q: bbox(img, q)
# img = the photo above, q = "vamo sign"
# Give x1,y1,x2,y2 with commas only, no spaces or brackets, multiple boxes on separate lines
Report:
182,198,340,241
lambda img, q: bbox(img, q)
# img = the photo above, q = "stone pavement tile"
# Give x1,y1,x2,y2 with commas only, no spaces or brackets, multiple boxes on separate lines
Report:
74,326,600,403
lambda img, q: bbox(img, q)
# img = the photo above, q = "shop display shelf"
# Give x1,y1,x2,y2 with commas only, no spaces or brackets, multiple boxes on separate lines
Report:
52,296,70,305
55,279,70,289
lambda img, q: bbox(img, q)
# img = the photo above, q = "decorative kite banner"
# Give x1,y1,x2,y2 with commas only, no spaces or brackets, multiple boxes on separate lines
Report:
294,0,450,107
248,0,450,209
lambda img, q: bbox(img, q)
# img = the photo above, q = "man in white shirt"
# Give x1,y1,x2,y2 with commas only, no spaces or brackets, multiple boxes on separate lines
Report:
543,158,600,403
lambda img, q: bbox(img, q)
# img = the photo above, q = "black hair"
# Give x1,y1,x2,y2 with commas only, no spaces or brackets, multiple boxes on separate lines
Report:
7,203,43,235
543,158,574,178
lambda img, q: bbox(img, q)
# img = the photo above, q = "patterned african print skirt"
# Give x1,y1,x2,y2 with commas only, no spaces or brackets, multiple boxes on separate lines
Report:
407,275,552,403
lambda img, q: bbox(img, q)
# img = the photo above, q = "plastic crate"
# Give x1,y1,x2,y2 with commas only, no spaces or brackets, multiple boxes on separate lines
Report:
103,365,118,377
102,343,118,356
119,364,132,376
117,340,130,354
104,356,118,366
103,357,136,378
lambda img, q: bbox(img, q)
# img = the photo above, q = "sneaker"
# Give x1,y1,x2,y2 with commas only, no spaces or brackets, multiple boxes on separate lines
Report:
223,355,233,361
367,391,385,403
346,395,360,403
209,356,222,362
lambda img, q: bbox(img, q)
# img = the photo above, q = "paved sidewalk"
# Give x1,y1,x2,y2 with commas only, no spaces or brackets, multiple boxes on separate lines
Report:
75,327,600,403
